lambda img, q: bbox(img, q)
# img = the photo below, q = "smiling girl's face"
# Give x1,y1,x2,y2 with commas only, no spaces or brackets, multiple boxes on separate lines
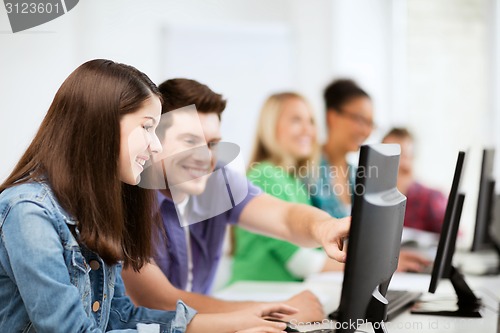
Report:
276,97,316,159
118,95,163,185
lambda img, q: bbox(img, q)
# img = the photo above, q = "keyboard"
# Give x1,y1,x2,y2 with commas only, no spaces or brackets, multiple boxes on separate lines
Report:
327,289,422,321
385,290,422,320
276,290,423,333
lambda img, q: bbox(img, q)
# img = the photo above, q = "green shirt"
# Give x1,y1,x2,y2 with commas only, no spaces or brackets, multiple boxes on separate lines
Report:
230,161,311,283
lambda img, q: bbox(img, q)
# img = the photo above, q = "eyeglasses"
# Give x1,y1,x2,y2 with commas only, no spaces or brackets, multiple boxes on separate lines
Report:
338,110,376,129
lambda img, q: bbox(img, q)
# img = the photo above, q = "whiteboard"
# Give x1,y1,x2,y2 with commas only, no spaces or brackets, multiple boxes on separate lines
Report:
159,22,297,164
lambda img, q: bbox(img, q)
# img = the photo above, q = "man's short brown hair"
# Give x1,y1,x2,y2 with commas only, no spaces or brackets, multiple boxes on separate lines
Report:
158,78,227,118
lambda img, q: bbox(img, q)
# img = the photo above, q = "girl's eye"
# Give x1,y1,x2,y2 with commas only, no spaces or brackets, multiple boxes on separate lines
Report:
143,125,153,132
208,142,219,149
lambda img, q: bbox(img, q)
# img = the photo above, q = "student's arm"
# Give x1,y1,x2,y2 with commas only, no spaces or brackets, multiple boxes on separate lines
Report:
119,263,299,332
122,262,260,312
238,193,427,273
321,258,346,271
186,304,297,333
122,262,325,322
115,266,296,333
107,267,196,332
238,193,350,262
396,250,431,272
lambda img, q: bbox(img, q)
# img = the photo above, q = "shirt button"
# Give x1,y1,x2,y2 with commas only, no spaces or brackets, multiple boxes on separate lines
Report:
92,301,100,312
89,260,100,270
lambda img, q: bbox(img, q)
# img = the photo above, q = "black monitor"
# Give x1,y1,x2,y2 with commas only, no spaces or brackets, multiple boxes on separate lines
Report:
490,194,500,256
429,151,465,291
412,151,482,317
471,148,496,252
335,144,406,333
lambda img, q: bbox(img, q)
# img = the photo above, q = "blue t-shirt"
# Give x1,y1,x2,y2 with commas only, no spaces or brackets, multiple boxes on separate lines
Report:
153,166,261,294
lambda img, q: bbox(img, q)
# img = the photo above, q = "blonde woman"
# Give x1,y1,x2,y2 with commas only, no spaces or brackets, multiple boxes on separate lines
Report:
230,92,342,283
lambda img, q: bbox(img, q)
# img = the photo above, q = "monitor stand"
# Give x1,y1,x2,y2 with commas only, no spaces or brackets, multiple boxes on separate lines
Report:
330,288,390,333
411,265,482,317
366,288,389,333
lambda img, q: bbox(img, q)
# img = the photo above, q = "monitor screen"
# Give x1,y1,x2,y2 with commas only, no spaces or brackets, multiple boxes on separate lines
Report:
489,194,500,254
471,148,495,252
429,151,465,292
412,151,482,317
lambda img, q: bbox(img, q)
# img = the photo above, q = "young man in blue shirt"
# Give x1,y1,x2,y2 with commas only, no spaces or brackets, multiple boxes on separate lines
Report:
122,79,350,322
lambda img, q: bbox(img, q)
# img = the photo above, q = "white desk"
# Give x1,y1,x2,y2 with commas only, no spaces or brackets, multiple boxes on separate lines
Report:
215,272,500,332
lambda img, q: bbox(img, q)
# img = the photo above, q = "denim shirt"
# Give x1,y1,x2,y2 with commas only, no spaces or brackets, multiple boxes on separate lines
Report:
0,181,196,333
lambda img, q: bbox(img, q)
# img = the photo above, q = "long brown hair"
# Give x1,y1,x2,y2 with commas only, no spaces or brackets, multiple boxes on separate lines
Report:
0,59,162,270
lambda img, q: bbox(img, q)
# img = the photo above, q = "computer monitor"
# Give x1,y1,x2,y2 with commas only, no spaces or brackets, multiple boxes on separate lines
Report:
429,151,465,291
490,194,500,256
335,144,406,333
412,151,482,317
471,148,496,252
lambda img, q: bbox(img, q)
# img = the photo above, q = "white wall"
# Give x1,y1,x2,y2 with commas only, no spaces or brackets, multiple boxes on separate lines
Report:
329,0,393,134
159,22,297,162
493,0,500,184
0,8,78,182
405,0,491,247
